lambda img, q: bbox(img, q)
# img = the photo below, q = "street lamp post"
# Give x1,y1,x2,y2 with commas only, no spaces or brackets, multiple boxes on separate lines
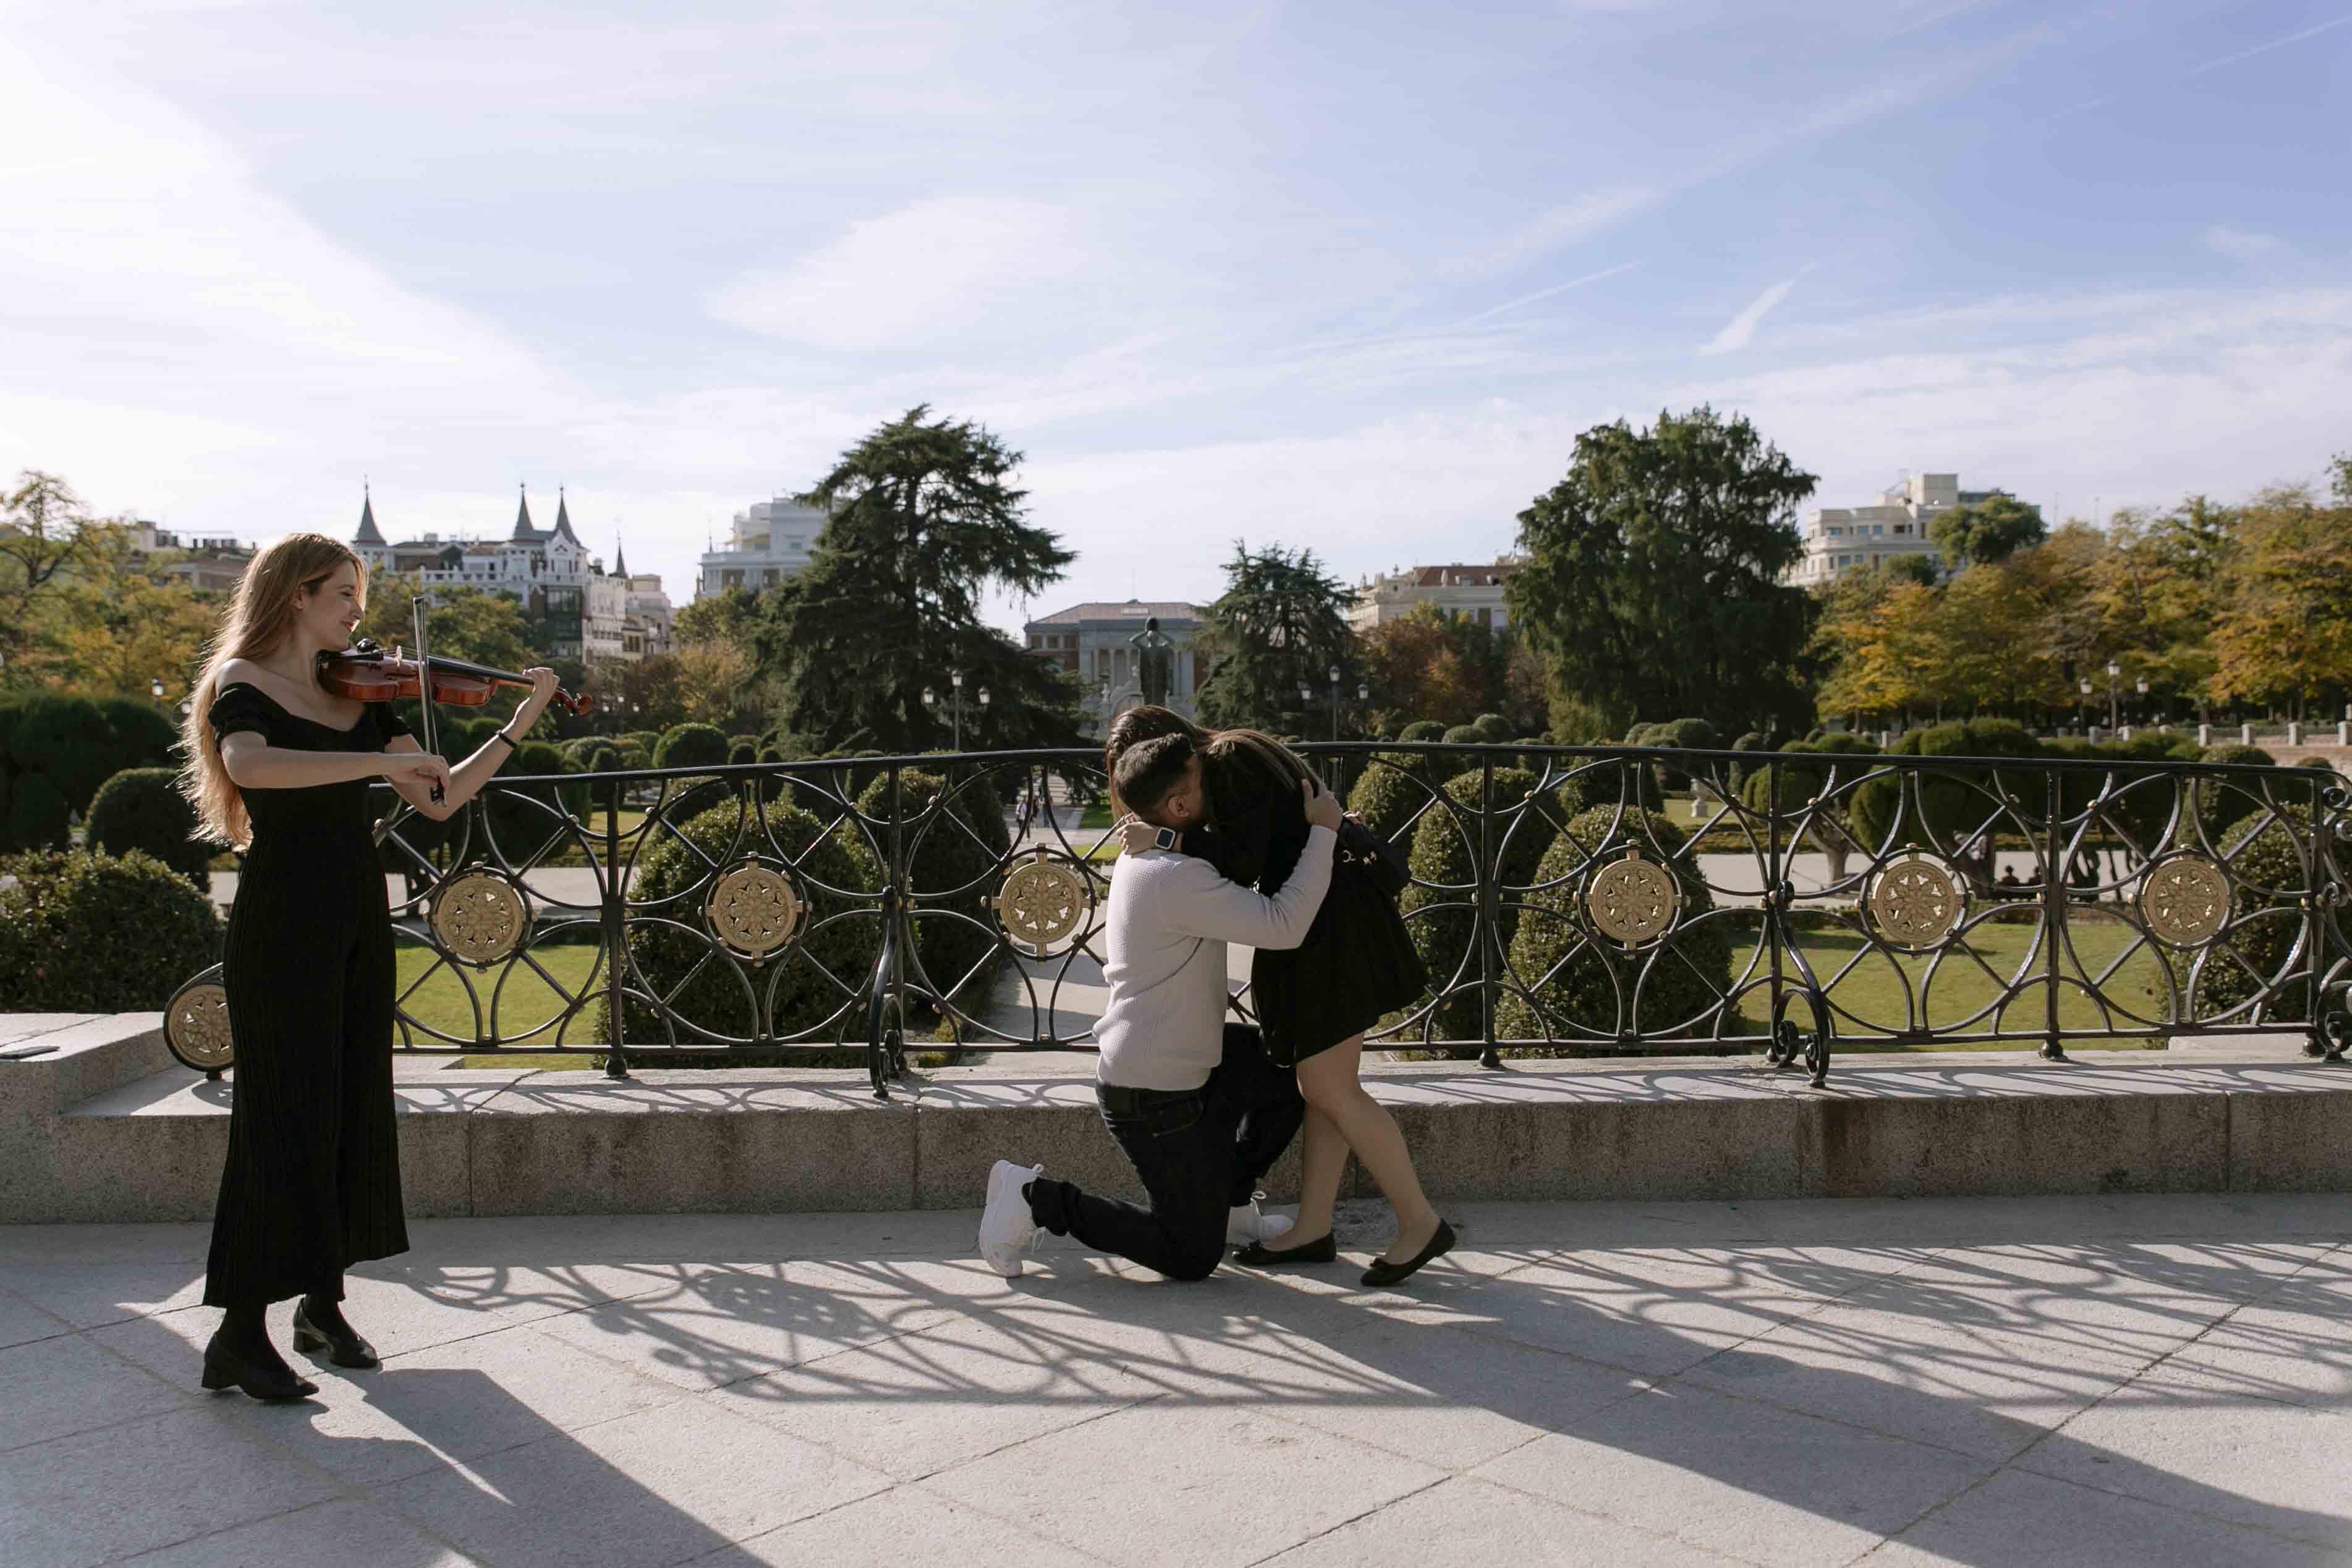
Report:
2078,677,2092,734
924,671,986,750
2105,659,2121,734
2135,677,2150,727
1326,664,1343,741
150,677,165,702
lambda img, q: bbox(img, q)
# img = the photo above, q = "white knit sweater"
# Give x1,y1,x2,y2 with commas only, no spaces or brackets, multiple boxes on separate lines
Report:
1093,826,1336,1091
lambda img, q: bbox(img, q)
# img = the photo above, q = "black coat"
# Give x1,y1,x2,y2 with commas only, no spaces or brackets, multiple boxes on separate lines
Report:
1184,748,1422,1065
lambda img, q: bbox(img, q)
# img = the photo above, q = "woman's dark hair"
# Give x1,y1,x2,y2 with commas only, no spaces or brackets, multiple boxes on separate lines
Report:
1113,732,1199,820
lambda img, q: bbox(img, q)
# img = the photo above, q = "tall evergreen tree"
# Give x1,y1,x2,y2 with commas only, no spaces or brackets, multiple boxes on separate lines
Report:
1506,406,1817,735
1191,541,1356,732
758,406,1083,750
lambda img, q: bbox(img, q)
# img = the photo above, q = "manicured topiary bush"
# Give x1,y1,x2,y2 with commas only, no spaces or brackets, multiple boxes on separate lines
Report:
1471,713,1514,745
483,740,588,863
2173,804,2346,1027
0,693,180,852
1730,730,1771,792
852,768,1011,1009
87,768,211,887
574,739,622,773
1440,724,1482,747
1397,721,1446,744
1398,766,1580,1045
1496,807,1733,1048
655,723,729,770
1847,721,2030,855
593,799,881,1062
2189,744,2278,849
728,739,757,766
0,849,223,1011
1346,756,1443,849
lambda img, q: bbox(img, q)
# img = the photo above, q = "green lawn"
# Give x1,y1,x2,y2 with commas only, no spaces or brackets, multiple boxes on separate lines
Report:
394,939,603,1053
1729,911,2173,1049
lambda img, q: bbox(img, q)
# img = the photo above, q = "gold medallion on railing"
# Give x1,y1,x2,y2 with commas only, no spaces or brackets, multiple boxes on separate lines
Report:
1867,852,1966,950
430,868,530,966
706,859,802,963
164,975,234,1072
2138,852,2232,946
1585,846,1681,951
993,848,1095,959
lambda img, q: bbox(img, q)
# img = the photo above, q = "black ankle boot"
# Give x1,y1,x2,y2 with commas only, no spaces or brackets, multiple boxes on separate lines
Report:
292,1295,380,1370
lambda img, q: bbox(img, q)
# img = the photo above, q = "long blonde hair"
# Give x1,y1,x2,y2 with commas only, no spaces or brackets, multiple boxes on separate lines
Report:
179,533,366,847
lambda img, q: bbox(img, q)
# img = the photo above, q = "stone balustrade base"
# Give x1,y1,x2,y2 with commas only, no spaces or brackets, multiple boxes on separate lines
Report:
3,1015,2350,1224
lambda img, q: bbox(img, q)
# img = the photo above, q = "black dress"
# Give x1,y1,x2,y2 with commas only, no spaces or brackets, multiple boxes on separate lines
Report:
202,683,410,1308
1188,750,1421,1067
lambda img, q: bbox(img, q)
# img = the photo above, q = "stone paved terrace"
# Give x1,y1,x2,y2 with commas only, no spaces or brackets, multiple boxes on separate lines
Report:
6,1193,2350,1566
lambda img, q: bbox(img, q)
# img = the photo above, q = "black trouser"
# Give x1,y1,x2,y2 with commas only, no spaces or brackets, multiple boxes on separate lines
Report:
1027,1023,1304,1282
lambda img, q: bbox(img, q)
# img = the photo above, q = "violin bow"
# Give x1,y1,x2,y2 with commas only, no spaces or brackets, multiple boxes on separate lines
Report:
409,596,446,805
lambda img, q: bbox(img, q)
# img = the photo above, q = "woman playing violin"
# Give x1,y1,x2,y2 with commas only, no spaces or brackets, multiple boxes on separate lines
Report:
177,533,558,1402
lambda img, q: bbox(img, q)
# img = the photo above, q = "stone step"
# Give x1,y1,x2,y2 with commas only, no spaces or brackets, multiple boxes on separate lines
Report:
5,1034,2348,1224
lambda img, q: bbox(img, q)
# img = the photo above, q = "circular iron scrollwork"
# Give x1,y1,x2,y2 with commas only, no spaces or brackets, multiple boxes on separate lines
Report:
706,859,802,962
1867,852,1966,951
2139,852,2232,946
1586,847,1681,950
164,977,234,1072
430,869,531,967
993,849,1095,958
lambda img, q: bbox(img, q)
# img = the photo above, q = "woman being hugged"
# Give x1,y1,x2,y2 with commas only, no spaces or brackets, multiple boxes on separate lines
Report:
178,533,558,1401
1105,706,1451,1286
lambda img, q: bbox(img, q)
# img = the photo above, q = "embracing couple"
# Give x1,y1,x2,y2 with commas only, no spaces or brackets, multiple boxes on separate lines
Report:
978,707,1454,1288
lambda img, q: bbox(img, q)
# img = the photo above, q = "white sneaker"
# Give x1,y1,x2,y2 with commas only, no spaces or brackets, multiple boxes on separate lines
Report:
979,1159,1043,1278
1227,1195,1296,1245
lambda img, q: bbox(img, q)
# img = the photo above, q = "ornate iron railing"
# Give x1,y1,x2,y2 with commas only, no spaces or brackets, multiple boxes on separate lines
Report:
162,744,2352,1095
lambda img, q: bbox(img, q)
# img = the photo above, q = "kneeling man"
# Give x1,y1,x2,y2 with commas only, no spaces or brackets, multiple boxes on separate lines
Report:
979,735,1341,1281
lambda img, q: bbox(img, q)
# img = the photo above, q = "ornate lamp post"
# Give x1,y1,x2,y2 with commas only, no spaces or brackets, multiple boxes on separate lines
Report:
2105,659,2121,733
923,671,984,750
2135,677,2150,726
2078,677,2092,734
150,676,166,702
1325,664,1344,740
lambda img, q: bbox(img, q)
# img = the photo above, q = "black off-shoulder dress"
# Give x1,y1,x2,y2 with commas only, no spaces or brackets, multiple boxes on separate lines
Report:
202,683,411,1308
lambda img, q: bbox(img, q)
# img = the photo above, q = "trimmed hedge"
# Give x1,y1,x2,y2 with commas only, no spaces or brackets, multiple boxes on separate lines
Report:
1398,766,1577,1045
1346,756,1443,848
0,694,179,852
655,723,729,770
1470,713,1514,745
1497,807,1733,1048
595,800,881,1062
2183,805,2345,1025
87,767,211,887
0,849,223,1011
1396,720,1447,744
853,768,1011,1010
1848,720,2032,851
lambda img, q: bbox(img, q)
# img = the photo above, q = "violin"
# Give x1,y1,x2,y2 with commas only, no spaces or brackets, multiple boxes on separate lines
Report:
318,640,595,716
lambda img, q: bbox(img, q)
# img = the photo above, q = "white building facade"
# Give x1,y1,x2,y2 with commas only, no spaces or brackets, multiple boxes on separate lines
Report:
1023,600,1210,733
1349,561,1520,634
1788,473,2023,587
352,488,666,666
698,494,827,597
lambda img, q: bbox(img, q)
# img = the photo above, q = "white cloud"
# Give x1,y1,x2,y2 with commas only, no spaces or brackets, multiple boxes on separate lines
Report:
2204,225,2290,262
1700,271,1807,355
707,198,1096,353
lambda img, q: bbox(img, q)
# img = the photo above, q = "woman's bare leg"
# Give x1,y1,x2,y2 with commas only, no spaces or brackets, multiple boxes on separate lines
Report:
1294,1034,1441,1263
1281,1104,1347,1245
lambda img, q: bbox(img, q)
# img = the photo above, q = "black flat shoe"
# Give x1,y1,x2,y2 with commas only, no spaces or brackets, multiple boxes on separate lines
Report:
1360,1219,1457,1288
200,1334,317,1402
292,1302,380,1370
1233,1233,1337,1266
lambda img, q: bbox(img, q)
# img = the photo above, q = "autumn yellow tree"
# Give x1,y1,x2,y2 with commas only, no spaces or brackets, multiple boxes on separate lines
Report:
2206,485,2352,719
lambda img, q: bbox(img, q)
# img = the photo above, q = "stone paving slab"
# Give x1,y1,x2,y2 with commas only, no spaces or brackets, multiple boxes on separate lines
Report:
2,1195,2350,1567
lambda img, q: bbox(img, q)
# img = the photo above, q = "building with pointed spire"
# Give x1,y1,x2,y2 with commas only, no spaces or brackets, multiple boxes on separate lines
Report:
350,483,594,660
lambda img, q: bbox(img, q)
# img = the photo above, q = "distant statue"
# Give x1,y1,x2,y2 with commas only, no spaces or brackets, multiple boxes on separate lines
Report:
1130,616,1174,708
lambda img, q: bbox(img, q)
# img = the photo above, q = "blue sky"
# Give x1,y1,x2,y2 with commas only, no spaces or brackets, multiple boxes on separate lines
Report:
4,0,2348,633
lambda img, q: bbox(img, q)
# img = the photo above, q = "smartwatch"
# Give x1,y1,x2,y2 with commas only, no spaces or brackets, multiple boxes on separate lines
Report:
1153,826,1179,852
